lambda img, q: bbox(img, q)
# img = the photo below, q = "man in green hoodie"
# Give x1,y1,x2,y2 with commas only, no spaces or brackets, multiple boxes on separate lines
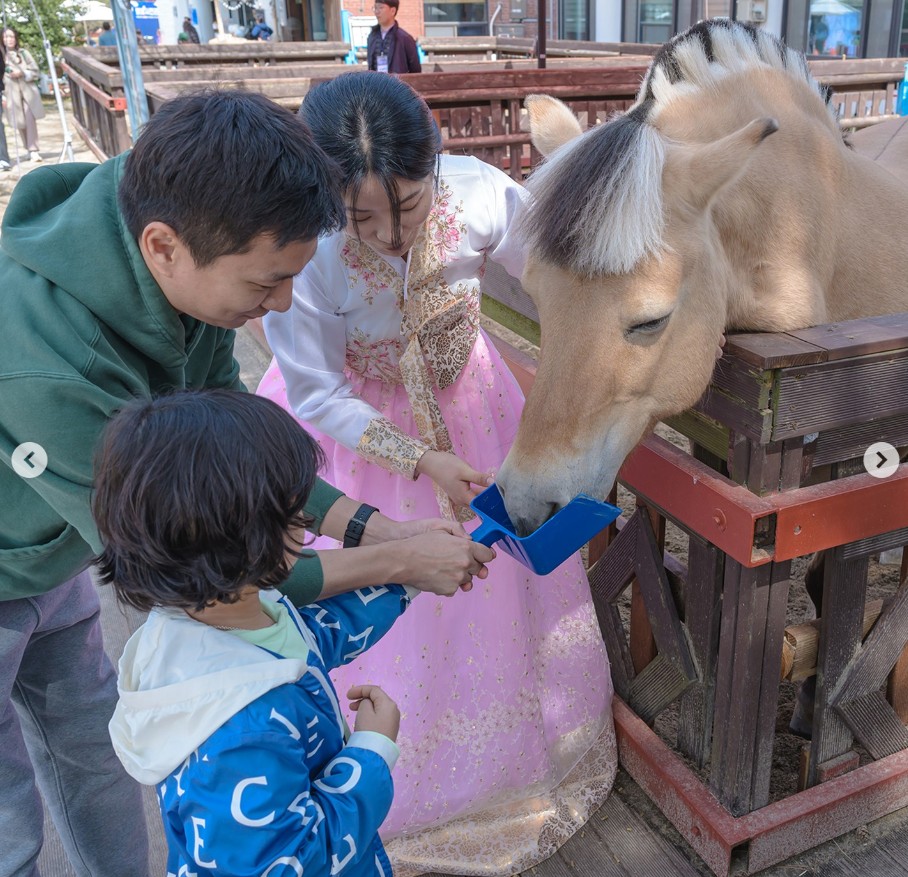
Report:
0,89,494,876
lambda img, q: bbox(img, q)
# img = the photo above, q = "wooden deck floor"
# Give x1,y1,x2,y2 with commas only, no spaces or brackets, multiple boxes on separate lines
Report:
34,327,908,877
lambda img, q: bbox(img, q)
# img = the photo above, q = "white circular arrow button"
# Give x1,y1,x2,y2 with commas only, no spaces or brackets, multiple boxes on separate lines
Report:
864,442,899,479
11,442,48,479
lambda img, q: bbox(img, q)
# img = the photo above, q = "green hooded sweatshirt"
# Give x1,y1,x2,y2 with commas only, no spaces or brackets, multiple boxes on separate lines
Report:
0,157,341,601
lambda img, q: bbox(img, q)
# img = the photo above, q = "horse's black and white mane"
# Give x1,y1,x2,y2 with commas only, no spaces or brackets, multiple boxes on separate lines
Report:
522,20,830,277
638,19,820,108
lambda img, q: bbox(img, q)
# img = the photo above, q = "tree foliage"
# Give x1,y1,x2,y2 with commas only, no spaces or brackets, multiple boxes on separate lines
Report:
1,0,89,68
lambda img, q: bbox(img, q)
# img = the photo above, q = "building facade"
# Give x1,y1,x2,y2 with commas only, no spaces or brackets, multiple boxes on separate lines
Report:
160,0,908,56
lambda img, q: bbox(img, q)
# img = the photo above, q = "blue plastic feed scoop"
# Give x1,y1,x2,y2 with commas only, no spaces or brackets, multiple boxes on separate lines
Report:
469,483,622,575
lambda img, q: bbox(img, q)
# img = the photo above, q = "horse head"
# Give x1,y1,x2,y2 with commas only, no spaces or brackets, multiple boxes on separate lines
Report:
497,20,876,534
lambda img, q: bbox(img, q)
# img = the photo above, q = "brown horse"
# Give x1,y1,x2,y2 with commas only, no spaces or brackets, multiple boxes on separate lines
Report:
497,19,908,534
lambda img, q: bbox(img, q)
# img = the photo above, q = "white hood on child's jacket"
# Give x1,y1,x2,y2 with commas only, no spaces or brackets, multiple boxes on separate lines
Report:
109,592,311,786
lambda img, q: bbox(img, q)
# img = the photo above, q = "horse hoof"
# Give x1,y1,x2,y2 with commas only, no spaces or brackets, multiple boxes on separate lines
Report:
789,675,816,739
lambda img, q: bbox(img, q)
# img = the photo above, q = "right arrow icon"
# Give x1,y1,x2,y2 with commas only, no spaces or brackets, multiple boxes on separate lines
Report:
864,442,900,479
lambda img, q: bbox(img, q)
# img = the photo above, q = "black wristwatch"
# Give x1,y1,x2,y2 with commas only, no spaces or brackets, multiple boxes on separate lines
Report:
342,503,380,548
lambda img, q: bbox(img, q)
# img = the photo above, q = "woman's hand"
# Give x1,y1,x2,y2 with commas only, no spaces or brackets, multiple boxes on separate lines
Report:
395,530,494,593
415,450,491,508
348,684,401,742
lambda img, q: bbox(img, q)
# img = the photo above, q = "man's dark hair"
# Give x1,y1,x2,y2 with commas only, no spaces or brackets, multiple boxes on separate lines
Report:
101,21,112,31
93,390,325,613
300,73,440,251
118,89,345,267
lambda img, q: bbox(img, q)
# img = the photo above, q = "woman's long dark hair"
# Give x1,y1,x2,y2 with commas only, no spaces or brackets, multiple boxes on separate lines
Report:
299,72,442,250
93,390,325,613
2,27,21,51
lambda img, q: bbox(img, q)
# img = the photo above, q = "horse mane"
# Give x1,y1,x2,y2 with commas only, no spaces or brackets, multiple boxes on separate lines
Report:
522,20,832,278
638,19,828,113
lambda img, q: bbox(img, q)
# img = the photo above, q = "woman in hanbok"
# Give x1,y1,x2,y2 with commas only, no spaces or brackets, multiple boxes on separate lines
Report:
258,72,616,876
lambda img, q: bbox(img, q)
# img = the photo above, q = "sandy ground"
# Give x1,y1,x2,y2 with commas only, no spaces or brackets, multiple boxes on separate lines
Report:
5,99,908,877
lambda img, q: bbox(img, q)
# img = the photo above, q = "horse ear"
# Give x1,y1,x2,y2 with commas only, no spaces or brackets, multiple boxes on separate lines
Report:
665,117,779,208
525,94,584,157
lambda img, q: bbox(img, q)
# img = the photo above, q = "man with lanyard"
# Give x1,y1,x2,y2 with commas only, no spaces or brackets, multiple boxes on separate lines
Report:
366,0,421,74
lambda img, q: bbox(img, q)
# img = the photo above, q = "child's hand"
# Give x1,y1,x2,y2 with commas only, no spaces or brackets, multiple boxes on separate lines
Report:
415,451,492,507
348,685,401,742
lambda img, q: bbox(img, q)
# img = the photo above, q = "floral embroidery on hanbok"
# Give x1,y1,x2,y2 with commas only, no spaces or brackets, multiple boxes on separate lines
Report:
357,417,427,480
342,238,403,308
426,180,465,263
346,329,405,384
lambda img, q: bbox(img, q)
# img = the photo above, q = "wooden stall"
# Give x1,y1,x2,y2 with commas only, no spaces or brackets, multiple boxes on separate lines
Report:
481,254,908,875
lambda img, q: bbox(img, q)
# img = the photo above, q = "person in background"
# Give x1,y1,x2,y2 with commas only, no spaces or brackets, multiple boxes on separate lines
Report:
366,0,421,74
98,20,117,45
0,39,11,171
1,27,44,162
182,16,201,44
101,390,417,877
247,13,274,40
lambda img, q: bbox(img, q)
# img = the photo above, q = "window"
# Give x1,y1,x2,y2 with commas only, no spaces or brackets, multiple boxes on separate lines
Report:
807,0,863,57
898,0,908,55
559,0,591,39
424,0,487,35
639,0,672,43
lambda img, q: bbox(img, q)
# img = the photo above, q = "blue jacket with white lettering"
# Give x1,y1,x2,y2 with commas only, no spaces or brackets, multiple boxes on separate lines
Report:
109,586,416,877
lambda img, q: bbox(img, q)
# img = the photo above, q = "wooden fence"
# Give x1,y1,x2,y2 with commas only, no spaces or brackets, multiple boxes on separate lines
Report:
61,43,908,167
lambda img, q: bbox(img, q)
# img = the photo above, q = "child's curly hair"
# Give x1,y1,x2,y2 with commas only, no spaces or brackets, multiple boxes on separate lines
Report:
92,389,324,612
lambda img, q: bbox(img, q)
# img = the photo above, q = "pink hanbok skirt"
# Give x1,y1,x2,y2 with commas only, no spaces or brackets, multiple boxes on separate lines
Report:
257,329,616,876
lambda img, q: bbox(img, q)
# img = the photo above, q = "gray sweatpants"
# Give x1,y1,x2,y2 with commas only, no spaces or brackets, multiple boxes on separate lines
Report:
0,571,149,877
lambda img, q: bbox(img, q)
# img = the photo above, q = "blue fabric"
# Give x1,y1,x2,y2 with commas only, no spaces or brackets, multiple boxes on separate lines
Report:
249,22,273,39
158,587,411,877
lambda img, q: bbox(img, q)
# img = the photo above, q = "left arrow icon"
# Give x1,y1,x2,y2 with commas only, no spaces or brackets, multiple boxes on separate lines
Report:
11,443,48,479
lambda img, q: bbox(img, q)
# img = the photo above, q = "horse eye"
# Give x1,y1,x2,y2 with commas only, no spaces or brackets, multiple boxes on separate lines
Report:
628,314,671,335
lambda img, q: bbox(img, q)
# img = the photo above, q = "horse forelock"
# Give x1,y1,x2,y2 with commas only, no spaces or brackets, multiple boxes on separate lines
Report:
523,102,666,277
638,20,828,117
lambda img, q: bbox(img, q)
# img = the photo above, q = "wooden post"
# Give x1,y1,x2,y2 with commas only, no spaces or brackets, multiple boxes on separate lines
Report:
629,501,662,674
709,436,800,814
887,549,908,722
213,0,227,41
537,0,546,68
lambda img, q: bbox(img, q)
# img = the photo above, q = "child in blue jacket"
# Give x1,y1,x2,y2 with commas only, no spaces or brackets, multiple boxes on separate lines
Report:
100,389,420,877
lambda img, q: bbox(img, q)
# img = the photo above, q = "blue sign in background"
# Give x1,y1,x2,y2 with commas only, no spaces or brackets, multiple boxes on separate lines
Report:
133,0,159,43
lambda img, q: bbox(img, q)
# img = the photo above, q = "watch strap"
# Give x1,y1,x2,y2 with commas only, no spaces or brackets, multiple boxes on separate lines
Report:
342,503,380,548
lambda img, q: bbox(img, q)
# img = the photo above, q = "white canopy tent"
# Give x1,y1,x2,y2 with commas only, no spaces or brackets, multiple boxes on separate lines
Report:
74,1,114,21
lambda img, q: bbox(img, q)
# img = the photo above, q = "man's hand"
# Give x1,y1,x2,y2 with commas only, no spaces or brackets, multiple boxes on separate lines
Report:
415,450,491,507
315,494,496,599
348,684,400,742
396,530,494,594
